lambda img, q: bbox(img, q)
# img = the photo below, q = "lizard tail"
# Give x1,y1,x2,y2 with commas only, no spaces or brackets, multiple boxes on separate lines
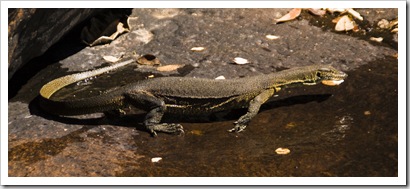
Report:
39,59,134,115
40,59,134,99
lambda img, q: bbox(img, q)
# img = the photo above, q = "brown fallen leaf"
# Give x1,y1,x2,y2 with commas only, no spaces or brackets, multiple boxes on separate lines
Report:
275,148,291,155
275,8,302,23
346,8,363,21
308,8,327,16
335,15,356,31
391,27,398,33
189,130,203,136
332,16,341,23
326,8,347,13
285,122,297,129
392,53,398,58
156,64,184,72
81,11,131,46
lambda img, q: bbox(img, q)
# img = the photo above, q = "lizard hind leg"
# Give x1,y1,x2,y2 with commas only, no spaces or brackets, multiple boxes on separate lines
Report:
125,90,184,136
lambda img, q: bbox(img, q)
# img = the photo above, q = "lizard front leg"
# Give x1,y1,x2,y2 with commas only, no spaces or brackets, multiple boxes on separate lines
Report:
125,90,184,136
228,88,276,133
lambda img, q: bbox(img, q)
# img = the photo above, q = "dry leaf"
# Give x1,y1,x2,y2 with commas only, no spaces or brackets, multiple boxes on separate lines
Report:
285,122,297,129
335,15,355,31
391,28,398,33
326,8,347,13
392,53,398,58
189,130,204,136
308,8,327,16
275,8,302,23
346,8,363,20
156,64,184,72
275,148,291,155
332,16,342,23
390,19,398,27
81,11,131,46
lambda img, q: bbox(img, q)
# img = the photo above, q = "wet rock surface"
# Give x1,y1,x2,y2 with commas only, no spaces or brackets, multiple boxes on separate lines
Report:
8,8,398,177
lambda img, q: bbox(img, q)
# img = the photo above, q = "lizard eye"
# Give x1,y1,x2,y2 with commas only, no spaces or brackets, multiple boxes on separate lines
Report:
316,72,322,78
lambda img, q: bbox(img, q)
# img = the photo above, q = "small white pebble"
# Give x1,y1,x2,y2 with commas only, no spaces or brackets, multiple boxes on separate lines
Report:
215,75,226,80
233,57,249,64
266,35,280,40
190,47,205,52
103,55,120,62
151,157,162,163
24,115,32,119
64,129,68,131
192,63,200,68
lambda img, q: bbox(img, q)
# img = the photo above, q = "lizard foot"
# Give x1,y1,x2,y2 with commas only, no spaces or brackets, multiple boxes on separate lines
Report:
228,123,247,133
147,123,185,136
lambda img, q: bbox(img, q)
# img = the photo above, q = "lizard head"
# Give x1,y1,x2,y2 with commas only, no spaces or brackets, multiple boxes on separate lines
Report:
314,66,348,86
298,65,347,86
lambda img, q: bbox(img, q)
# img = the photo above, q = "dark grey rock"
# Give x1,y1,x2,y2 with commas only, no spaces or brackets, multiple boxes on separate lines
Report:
8,8,102,80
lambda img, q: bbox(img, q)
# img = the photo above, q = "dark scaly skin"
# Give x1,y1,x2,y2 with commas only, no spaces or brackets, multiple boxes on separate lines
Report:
39,60,347,136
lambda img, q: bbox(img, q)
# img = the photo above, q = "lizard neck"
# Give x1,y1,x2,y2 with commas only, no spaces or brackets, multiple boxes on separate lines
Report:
261,66,321,90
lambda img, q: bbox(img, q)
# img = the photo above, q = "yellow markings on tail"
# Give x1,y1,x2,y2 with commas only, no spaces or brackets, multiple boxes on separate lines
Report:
40,59,134,99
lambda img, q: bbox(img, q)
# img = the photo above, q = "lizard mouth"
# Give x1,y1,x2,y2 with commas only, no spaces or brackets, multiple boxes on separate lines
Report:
321,79,344,86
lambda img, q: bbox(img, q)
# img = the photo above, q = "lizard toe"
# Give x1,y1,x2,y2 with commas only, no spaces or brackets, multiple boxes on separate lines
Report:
228,124,247,133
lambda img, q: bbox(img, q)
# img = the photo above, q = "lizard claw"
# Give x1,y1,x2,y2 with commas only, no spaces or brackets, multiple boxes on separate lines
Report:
169,123,185,136
228,124,247,133
147,123,184,136
150,130,158,137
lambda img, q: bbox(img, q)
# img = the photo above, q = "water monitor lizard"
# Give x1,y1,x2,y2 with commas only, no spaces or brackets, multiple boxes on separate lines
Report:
39,59,347,136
